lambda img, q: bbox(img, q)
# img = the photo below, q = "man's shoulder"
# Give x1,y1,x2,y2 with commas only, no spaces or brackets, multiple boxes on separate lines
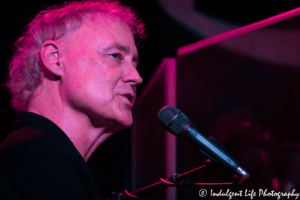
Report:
0,124,104,200
0,150,98,200
0,125,82,178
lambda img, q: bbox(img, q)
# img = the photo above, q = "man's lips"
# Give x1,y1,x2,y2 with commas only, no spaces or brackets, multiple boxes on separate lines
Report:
119,93,135,106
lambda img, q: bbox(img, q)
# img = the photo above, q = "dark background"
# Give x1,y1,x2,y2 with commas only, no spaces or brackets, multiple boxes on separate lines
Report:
1,0,300,197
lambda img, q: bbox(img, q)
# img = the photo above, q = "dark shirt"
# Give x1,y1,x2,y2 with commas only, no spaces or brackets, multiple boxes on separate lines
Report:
0,112,108,200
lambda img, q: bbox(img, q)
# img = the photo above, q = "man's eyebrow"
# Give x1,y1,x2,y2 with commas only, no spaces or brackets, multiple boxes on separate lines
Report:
103,43,130,54
104,43,139,66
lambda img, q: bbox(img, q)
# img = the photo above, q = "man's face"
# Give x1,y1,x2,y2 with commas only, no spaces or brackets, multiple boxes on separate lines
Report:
60,14,142,131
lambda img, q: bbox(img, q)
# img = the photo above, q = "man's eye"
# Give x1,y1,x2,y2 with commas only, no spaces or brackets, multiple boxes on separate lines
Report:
111,53,122,60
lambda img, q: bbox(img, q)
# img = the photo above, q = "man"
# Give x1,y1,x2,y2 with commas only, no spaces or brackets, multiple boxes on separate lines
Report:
0,0,145,199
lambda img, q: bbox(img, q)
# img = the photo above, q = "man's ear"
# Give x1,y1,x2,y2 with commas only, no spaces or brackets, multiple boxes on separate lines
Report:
40,40,64,77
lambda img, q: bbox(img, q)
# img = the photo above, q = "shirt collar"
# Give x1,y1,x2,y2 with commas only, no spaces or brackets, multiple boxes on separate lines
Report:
13,112,73,145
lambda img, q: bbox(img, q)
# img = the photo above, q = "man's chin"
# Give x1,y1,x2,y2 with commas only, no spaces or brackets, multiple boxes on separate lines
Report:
117,110,133,128
108,112,133,131
119,118,133,129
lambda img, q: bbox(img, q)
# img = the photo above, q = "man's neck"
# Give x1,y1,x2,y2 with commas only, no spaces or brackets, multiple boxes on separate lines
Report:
27,83,114,161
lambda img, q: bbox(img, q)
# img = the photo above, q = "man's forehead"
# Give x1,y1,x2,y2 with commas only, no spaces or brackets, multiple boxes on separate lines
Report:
82,14,134,40
82,12,127,30
83,15,137,49
64,13,134,44
64,13,138,62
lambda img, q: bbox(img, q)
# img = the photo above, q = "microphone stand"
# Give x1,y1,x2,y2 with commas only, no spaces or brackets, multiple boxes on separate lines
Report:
115,160,241,200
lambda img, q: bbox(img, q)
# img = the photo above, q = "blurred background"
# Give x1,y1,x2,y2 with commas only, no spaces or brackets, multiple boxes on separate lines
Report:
1,0,300,199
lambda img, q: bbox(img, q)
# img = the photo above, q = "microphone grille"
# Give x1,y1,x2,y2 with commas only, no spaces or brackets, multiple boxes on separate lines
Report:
157,105,179,127
158,105,190,135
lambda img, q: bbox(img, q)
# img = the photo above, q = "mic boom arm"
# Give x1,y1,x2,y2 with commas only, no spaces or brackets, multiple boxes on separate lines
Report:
118,160,235,200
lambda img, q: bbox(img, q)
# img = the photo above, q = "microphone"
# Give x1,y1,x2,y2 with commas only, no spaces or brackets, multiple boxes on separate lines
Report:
157,105,249,184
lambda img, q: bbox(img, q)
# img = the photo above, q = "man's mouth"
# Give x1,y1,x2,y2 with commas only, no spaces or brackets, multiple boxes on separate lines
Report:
120,93,135,106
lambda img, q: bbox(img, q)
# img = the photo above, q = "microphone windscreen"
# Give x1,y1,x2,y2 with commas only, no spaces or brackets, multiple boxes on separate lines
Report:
157,105,190,135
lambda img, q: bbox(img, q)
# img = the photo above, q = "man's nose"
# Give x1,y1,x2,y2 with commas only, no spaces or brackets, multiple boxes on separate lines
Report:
122,65,143,86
